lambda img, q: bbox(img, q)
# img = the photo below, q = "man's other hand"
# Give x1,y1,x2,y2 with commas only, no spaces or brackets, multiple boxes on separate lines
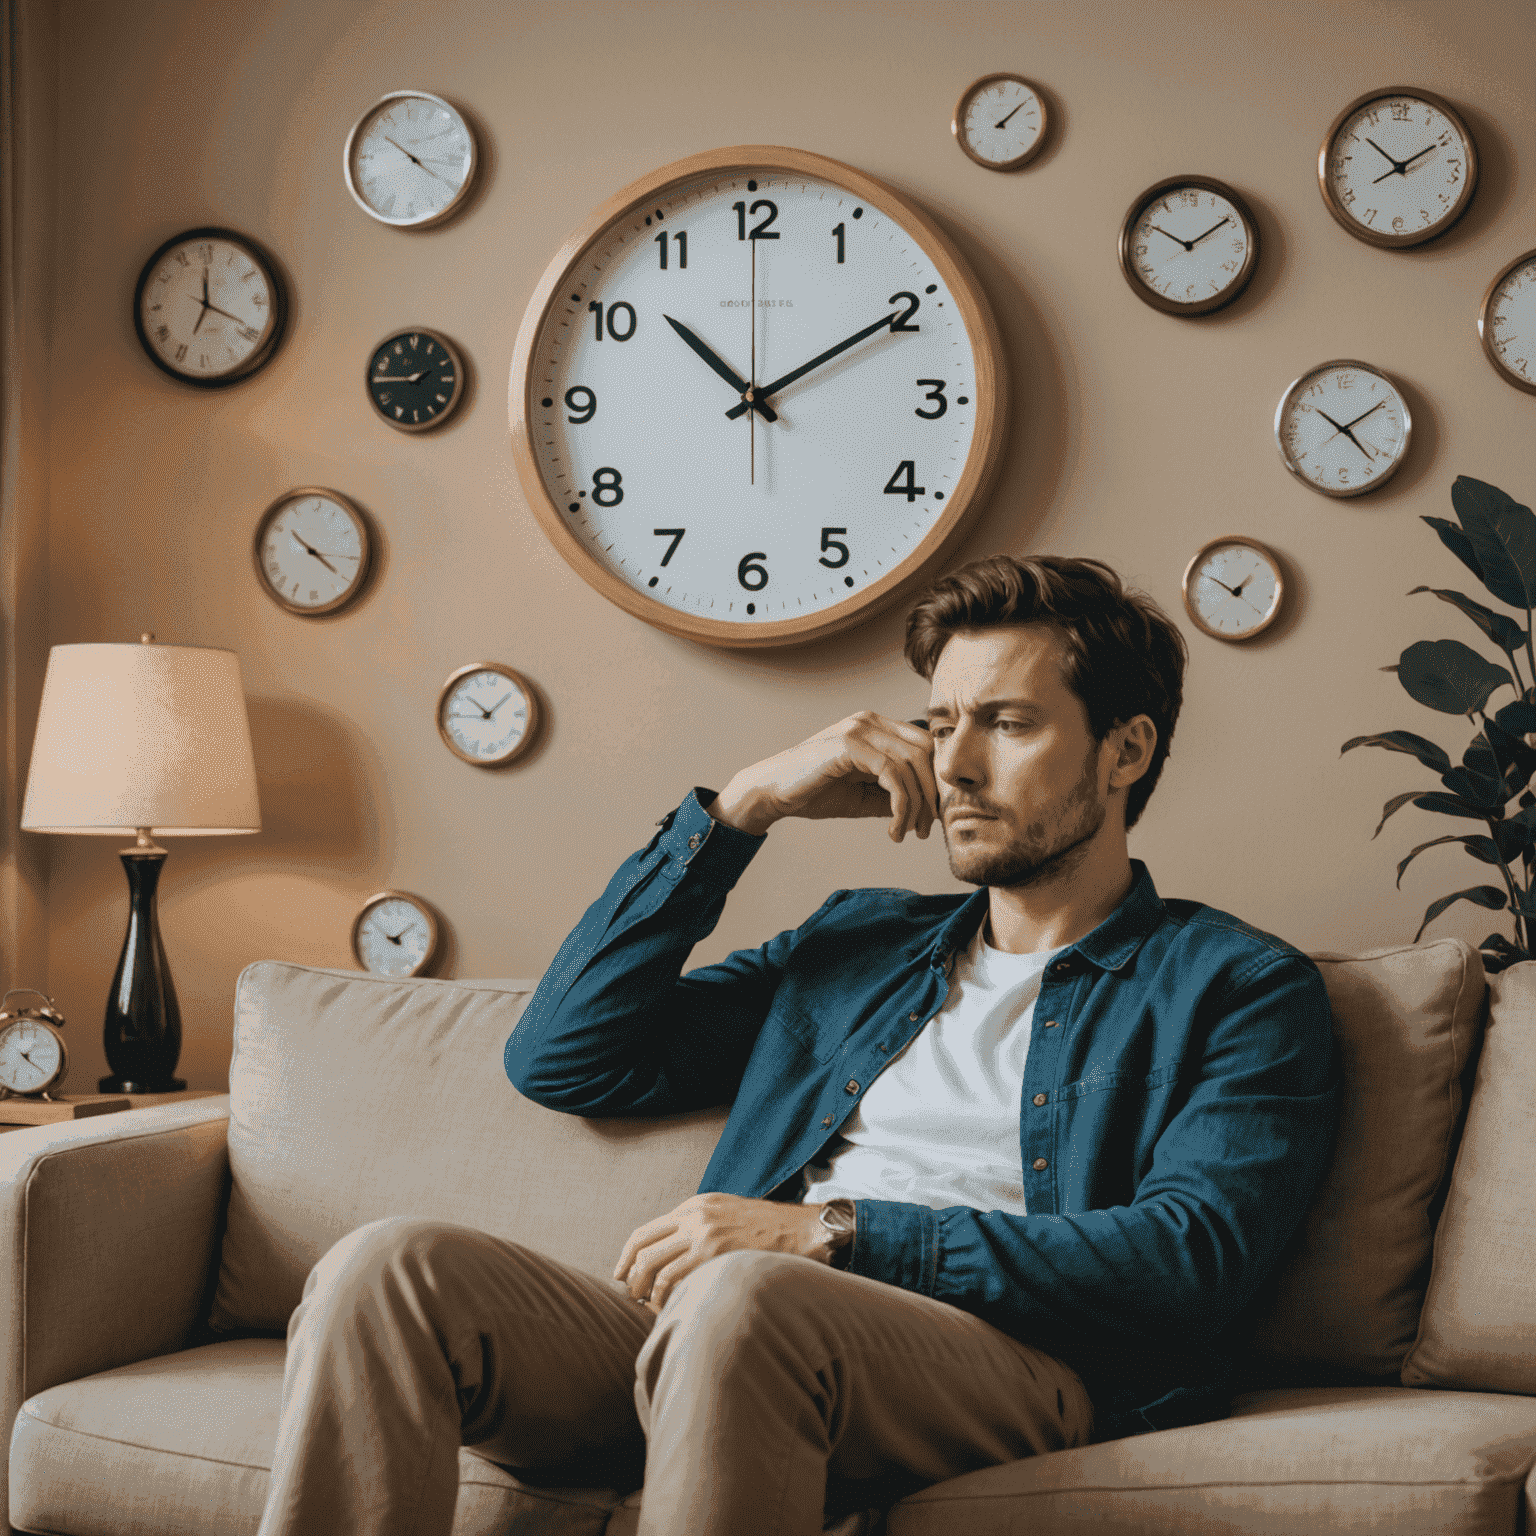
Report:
615,1193,835,1313
710,712,938,842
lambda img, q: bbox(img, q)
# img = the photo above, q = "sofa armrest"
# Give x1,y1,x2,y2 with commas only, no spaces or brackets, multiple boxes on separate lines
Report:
0,1097,231,1409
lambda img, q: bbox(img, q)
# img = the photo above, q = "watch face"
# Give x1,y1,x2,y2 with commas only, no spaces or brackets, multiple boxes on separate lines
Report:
1183,538,1283,641
254,489,371,615
352,893,437,977
0,1019,63,1093
1480,250,1536,395
1320,89,1477,247
1119,178,1258,316
437,664,537,767
134,227,284,385
952,75,1047,170
344,91,476,228
1275,360,1411,498
512,152,1005,649
368,329,465,430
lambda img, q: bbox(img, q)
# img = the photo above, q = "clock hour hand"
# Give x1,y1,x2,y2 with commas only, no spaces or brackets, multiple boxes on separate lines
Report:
384,134,453,188
725,307,902,420
1148,223,1193,252
664,316,777,421
1314,407,1377,462
288,533,340,574
373,371,432,383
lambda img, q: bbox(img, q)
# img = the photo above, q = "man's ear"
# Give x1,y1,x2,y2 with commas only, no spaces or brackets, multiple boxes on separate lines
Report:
1107,716,1157,791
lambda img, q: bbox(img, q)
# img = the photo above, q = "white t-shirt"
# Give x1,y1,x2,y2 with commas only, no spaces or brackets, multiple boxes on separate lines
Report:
801,924,1063,1215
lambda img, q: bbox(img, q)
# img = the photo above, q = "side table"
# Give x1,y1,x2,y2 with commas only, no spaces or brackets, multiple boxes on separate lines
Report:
0,1088,224,1132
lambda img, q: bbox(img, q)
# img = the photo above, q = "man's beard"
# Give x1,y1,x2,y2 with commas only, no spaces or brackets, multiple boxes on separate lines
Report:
942,745,1106,891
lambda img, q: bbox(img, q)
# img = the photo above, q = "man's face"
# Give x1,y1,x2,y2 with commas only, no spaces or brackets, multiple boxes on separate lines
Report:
925,625,1113,890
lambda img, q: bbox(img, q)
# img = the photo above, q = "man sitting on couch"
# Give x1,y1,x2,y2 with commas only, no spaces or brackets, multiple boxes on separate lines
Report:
257,553,1337,1536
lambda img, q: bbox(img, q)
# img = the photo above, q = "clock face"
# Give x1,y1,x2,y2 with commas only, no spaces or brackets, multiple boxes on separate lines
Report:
1479,250,1536,395
953,75,1047,170
1182,537,1283,641
133,227,284,386
437,663,537,767
1275,360,1411,498
1119,178,1258,316
1319,89,1477,248
352,893,437,978
510,147,1005,649
344,91,476,228
368,329,465,431
0,1020,63,1093
254,489,371,615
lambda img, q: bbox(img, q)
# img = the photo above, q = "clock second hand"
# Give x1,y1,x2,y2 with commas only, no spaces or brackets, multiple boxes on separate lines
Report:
750,236,757,486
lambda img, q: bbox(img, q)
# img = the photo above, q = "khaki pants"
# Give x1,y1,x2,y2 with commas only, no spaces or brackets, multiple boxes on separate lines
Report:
256,1216,1092,1536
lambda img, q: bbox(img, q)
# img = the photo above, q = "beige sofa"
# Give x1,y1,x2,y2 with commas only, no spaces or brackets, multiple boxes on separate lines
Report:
3,938,1533,1534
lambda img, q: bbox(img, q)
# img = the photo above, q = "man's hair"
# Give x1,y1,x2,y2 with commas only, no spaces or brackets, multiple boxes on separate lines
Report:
904,554,1187,830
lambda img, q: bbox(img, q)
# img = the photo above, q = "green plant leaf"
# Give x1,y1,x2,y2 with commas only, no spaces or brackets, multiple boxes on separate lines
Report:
1395,833,1501,888
1396,639,1514,715
1374,791,1426,838
1496,699,1536,736
1452,477,1536,609
1441,765,1505,808
1412,791,1499,821
1340,731,1452,775
1484,720,1536,792
1482,932,1526,958
1409,586,1529,653
1415,883,1507,942
1423,516,1487,584
1495,818,1534,860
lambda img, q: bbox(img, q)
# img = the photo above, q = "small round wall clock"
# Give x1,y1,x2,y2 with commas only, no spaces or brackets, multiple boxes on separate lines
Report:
367,328,466,431
1318,87,1478,249
1478,250,1536,395
508,145,1008,650
133,227,286,386
254,489,372,615
344,91,478,229
1274,359,1411,498
1182,536,1284,642
951,74,1048,171
436,662,539,767
352,891,439,978
1118,176,1259,316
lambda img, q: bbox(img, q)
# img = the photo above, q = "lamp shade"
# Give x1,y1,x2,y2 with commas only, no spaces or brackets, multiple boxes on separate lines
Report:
21,642,261,835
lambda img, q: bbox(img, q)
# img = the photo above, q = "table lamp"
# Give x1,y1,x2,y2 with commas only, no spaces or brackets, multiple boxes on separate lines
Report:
20,637,261,1092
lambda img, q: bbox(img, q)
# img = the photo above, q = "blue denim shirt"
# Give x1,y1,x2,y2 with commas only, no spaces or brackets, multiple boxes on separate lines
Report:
506,789,1337,1440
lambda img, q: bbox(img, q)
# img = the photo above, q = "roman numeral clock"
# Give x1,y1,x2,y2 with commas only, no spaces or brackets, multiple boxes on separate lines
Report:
509,146,1007,648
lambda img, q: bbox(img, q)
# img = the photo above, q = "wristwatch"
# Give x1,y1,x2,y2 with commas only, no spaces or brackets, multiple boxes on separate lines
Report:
816,1198,857,1268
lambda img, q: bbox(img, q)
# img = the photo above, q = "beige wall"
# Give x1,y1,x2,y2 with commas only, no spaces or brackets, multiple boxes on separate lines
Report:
16,0,1536,1089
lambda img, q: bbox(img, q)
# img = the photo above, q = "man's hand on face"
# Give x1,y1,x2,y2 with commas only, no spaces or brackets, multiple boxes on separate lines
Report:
710,712,939,842
614,1193,833,1314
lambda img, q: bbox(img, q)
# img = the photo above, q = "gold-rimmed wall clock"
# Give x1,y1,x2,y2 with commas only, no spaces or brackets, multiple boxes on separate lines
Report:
508,145,1007,650
436,662,538,767
1118,176,1259,316
367,328,466,430
1479,250,1536,395
351,891,439,978
952,74,1048,171
1318,87,1477,249
1274,359,1411,498
253,489,372,615
133,227,286,386
1182,537,1284,642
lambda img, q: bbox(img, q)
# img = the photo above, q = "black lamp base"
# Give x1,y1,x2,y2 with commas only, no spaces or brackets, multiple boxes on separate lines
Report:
99,1076,187,1094
103,845,187,1094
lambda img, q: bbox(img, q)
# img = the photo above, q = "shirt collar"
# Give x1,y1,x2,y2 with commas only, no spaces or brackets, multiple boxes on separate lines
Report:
922,860,1166,975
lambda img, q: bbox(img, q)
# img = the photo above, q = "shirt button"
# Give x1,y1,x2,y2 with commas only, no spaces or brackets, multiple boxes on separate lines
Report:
687,833,701,849
1053,962,1071,975
877,1044,888,1053
1032,1093,1047,1107
821,1115,833,1128
1032,1157,1049,1172
908,1011,920,1022
1043,1020,1059,1029
845,1079,860,1094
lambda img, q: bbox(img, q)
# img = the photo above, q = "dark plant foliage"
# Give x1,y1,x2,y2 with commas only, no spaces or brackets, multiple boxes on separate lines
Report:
1343,476,1536,974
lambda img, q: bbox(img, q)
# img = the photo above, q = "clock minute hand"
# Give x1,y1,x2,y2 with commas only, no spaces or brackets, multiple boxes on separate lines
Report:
1340,398,1387,431
1188,216,1232,247
384,134,452,188
725,308,900,420
1314,407,1376,462
664,315,777,422
995,101,1027,129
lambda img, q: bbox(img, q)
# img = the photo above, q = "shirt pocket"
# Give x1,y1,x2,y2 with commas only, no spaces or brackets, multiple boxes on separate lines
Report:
1057,1062,1182,1100
773,1006,844,1064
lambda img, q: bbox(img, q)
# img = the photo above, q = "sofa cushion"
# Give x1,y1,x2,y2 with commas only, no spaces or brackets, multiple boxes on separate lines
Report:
1402,961,1536,1393
1244,938,1486,1377
210,963,728,1333
883,1385,1536,1535
7,1339,624,1536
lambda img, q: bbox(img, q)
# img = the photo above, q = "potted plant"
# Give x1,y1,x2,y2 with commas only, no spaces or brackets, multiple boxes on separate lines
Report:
1343,475,1536,973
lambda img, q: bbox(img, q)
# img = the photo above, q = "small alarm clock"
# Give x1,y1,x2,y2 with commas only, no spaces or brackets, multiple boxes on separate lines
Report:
0,989,70,1099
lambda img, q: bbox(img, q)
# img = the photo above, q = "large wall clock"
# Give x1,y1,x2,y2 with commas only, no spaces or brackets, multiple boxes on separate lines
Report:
508,145,1007,649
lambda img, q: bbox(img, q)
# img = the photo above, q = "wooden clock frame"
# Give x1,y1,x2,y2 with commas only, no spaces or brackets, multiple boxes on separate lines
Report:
507,145,1008,650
